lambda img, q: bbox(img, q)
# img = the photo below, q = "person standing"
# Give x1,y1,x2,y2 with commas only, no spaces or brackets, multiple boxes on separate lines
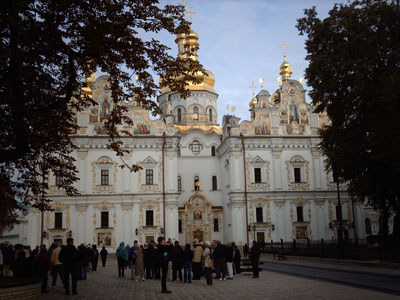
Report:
38,248,50,293
153,241,161,279
214,240,226,280
60,238,79,295
128,244,136,280
50,242,64,287
233,244,241,276
171,241,183,282
183,243,193,283
225,242,234,279
250,241,260,278
116,242,126,277
100,246,108,267
158,236,171,294
203,241,213,286
192,239,202,280
91,245,99,271
144,242,155,279
134,245,145,281
243,243,249,257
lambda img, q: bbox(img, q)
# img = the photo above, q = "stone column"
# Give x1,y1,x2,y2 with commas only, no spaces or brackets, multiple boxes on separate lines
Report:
312,151,322,190
272,150,282,190
230,202,246,245
77,151,88,193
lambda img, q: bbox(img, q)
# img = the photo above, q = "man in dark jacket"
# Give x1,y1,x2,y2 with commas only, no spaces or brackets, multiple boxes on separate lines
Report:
158,236,171,294
60,238,79,295
100,246,108,267
91,245,99,271
213,241,226,280
39,248,50,293
171,240,183,282
250,240,260,278
144,242,155,279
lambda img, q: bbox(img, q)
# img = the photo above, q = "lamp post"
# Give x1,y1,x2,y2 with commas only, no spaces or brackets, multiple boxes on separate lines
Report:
135,228,138,236
69,230,72,238
248,224,256,242
333,165,343,244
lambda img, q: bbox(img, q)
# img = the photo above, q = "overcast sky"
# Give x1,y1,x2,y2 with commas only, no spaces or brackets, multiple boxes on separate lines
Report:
148,0,347,123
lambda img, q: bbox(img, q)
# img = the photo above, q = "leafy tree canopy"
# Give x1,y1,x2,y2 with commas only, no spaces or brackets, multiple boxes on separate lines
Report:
0,0,204,233
297,0,400,232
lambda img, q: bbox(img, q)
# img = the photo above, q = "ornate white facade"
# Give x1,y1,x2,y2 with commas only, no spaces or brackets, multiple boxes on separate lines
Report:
2,28,390,251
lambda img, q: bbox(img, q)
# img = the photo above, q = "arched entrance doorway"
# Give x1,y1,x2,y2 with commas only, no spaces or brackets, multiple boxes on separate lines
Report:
179,192,222,244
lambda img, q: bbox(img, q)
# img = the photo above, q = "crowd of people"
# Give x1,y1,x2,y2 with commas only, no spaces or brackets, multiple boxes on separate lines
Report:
113,238,261,293
0,238,261,295
0,238,108,295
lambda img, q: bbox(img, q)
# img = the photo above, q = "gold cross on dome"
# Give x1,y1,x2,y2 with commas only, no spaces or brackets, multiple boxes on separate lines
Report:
280,40,288,58
250,81,256,97
187,6,197,24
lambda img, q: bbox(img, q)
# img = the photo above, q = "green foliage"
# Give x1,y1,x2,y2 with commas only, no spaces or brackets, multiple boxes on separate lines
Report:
297,0,400,227
0,0,204,232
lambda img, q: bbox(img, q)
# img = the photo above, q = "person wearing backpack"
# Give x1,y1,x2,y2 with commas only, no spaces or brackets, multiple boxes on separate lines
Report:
100,246,108,267
116,242,126,277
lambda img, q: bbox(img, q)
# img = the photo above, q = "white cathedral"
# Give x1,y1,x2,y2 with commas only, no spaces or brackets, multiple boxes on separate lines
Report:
1,27,388,250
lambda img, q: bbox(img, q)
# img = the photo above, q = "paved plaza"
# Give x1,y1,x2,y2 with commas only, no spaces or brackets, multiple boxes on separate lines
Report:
41,258,399,300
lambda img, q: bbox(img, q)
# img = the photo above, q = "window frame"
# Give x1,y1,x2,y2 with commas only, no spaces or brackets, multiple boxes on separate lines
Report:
296,206,304,222
212,176,217,191
146,210,154,226
101,211,109,228
256,207,263,223
294,167,301,183
101,169,109,186
54,212,63,229
254,168,262,183
213,218,219,232
145,169,154,185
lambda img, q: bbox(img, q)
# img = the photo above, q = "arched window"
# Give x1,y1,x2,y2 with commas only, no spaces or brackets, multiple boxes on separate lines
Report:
194,176,199,190
193,106,199,120
365,218,372,235
177,176,182,191
211,146,216,157
214,218,219,232
177,108,182,123
212,176,217,191
178,219,183,233
209,108,213,122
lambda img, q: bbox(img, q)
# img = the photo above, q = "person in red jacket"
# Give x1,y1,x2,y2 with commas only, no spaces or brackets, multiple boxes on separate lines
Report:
38,248,50,293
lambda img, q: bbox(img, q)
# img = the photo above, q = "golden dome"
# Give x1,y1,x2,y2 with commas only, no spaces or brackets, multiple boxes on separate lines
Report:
249,96,257,108
160,27,216,95
280,56,293,82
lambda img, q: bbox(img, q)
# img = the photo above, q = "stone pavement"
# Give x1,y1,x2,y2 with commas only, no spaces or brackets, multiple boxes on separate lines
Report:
41,259,398,300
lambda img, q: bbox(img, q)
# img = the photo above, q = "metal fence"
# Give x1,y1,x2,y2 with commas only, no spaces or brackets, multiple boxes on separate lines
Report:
260,238,400,262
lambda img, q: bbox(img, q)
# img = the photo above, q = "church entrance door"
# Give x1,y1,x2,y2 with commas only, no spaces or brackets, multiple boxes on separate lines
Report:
257,232,265,244
193,230,203,242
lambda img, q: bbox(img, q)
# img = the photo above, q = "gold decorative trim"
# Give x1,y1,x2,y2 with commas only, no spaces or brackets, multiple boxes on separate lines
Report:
286,160,310,190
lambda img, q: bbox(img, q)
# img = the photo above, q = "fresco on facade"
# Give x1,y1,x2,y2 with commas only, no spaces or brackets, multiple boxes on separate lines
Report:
254,118,270,135
94,125,108,134
89,108,99,123
100,99,111,121
98,232,111,247
133,114,150,134
296,226,308,239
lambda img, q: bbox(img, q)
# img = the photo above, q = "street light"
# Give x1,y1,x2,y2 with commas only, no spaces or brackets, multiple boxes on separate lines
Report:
43,231,47,239
69,230,72,238
135,228,138,236
160,227,164,235
248,224,256,242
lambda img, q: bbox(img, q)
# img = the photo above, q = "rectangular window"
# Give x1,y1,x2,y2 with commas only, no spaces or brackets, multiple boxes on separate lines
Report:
101,170,109,186
146,210,154,226
296,206,304,222
256,207,263,223
294,168,301,183
177,176,182,191
55,171,62,186
336,205,342,221
54,212,62,229
101,211,109,228
254,168,261,183
146,169,153,185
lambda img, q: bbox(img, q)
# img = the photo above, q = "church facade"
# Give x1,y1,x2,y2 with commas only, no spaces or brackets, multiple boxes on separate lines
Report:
2,28,387,250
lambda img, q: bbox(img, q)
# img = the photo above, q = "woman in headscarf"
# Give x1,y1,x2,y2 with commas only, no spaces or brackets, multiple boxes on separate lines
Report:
134,245,145,281
116,242,126,277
